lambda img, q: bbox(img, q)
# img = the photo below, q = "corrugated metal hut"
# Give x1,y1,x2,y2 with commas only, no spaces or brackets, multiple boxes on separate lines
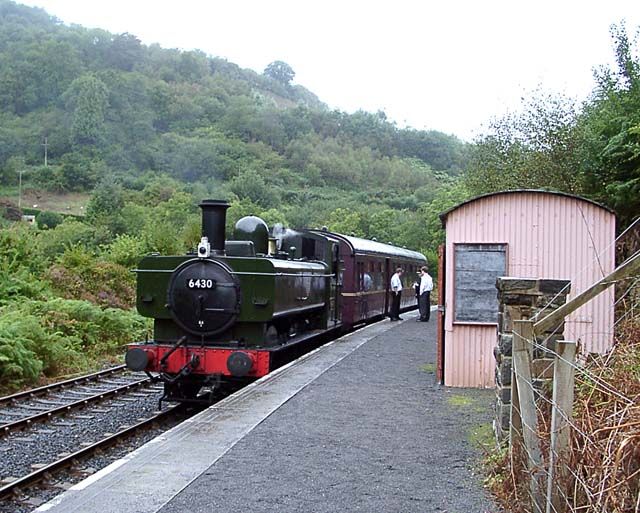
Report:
437,190,616,388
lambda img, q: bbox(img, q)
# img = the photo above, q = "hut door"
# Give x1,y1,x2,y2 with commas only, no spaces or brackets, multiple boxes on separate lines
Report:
436,244,446,384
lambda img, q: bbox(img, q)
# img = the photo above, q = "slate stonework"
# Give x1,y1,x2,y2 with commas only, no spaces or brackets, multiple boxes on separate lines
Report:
494,277,571,441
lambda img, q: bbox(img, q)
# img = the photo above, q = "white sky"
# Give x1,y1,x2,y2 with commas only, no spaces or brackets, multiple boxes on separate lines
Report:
18,0,640,141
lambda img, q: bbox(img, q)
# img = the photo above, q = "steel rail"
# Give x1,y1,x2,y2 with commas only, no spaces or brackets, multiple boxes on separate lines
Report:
0,405,183,500
0,377,152,436
0,365,128,407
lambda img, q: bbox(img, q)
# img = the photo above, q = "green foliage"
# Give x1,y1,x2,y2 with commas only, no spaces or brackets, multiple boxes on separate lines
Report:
577,23,640,225
0,313,47,389
416,180,471,268
0,223,48,302
86,176,124,220
31,154,100,193
48,244,136,309
103,233,148,268
327,208,365,237
64,74,110,146
35,210,63,229
0,0,466,200
465,22,640,229
37,218,103,258
466,90,583,194
263,60,295,85
32,164,65,191
0,298,151,391
229,168,278,207
1,155,22,185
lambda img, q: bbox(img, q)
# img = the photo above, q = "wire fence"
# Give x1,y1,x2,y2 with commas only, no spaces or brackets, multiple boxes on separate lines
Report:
495,270,640,513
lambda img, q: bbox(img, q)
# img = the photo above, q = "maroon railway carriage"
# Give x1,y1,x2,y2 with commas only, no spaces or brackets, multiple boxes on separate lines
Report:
309,231,427,326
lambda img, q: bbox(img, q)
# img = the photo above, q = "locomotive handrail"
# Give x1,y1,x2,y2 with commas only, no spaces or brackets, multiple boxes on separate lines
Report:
132,270,335,278
231,272,335,277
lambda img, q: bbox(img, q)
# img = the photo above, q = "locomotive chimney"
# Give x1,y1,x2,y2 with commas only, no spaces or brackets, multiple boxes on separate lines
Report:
199,200,229,255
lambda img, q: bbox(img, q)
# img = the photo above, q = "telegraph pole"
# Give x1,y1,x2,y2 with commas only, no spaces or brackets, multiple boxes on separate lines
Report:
18,168,22,208
42,137,48,167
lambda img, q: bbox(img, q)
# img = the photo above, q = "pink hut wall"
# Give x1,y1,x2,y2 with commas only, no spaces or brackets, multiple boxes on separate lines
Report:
443,192,616,388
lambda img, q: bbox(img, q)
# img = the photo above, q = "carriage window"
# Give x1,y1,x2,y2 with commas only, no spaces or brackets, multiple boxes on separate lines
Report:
373,264,383,290
454,244,507,323
361,261,372,291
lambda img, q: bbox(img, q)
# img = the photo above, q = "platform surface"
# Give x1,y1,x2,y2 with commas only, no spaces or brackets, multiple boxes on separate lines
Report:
38,311,496,513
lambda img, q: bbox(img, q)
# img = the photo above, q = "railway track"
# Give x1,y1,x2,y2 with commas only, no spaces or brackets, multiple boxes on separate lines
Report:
0,366,174,510
0,405,184,502
0,366,153,436
0,365,128,407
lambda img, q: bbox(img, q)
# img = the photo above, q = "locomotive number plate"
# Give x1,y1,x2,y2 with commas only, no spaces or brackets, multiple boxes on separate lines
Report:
187,278,215,289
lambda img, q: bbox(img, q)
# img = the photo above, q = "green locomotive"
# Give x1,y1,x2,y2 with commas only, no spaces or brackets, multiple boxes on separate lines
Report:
125,199,425,403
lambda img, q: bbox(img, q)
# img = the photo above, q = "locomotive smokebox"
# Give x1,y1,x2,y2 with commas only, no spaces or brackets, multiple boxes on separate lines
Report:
199,199,229,255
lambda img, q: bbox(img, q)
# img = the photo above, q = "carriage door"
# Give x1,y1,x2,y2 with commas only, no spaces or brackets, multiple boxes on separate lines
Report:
330,242,343,325
383,258,391,316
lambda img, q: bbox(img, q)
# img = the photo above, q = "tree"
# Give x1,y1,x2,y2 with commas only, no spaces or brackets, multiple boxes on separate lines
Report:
107,33,142,71
578,23,640,226
465,90,583,195
326,208,364,237
228,168,278,207
263,60,295,86
64,74,109,146
88,177,124,218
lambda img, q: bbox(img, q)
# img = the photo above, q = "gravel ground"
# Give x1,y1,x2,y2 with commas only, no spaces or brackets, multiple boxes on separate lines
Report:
0,385,180,513
160,314,498,513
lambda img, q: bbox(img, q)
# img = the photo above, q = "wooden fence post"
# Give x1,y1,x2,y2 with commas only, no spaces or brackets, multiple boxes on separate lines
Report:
545,340,577,513
512,320,545,513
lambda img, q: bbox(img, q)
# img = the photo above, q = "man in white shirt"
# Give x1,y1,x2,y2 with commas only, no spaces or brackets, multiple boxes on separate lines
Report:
417,266,433,322
389,267,403,321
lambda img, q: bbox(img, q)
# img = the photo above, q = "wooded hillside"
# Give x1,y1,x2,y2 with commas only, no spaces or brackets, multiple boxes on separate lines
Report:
0,0,466,251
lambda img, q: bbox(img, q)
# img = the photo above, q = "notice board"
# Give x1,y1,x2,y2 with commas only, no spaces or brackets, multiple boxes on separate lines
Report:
454,243,506,323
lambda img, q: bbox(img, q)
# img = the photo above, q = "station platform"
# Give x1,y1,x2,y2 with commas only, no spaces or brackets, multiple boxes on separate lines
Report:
37,310,496,513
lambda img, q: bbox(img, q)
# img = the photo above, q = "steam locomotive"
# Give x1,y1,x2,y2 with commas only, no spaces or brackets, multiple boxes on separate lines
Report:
125,200,426,403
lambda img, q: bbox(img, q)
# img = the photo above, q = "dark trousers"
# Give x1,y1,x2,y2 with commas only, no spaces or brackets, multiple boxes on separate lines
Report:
419,292,431,321
390,291,402,319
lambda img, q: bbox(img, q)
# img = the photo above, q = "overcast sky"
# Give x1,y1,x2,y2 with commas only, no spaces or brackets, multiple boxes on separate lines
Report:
18,0,640,141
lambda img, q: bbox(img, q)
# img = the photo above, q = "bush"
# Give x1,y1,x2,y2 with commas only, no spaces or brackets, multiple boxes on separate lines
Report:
0,308,82,390
103,233,149,268
37,218,106,259
48,245,136,309
0,334,43,390
24,298,151,354
0,298,152,392
0,224,50,303
36,210,63,229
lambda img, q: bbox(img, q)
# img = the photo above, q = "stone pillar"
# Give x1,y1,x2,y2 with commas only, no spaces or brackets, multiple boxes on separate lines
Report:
494,278,571,441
